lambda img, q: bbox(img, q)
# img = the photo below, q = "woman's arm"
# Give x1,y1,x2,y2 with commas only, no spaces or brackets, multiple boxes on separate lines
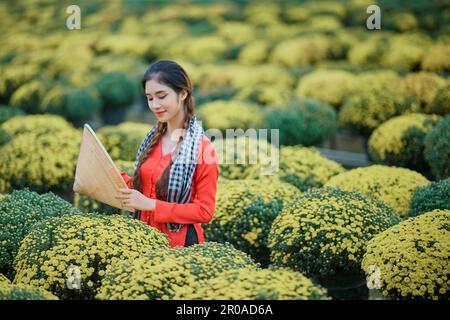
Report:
153,157,219,225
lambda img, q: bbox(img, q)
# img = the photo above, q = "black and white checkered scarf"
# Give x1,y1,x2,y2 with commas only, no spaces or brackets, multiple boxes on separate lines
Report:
133,115,204,232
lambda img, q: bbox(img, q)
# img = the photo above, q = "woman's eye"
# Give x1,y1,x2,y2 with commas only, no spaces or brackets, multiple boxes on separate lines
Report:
148,96,166,101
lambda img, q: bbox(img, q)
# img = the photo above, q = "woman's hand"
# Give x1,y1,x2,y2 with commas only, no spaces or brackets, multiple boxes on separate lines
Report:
115,188,156,211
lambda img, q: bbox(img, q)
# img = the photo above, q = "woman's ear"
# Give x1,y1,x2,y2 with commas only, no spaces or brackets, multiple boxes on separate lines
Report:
180,89,188,101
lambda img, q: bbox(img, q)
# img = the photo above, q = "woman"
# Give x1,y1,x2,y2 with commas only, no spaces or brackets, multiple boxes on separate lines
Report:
116,60,219,248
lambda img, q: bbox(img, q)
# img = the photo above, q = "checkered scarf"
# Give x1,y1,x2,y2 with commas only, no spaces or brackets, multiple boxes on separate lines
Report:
133,115,204,232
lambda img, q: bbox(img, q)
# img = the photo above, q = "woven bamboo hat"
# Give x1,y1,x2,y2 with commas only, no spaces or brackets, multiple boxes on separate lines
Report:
73,124,135,212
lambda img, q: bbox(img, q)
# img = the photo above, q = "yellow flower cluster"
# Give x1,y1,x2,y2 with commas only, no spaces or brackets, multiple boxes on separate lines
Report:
393,72,447,106
325,165,430,217
173,267,329,300
368,113,442,167
197,100,264,131
0,282,58,300
361,209,450,300
0,127,81,193
296,70,356,107
97,242,258,300
0,273,10,283
204,178,300,264
247,146,346,191
13,214,169,299
338,87,421,135
268,187,399,278
1,114,75,137
97,122,152,161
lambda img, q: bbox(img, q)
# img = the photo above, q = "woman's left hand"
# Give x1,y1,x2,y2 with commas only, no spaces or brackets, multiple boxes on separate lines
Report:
115,188,156,211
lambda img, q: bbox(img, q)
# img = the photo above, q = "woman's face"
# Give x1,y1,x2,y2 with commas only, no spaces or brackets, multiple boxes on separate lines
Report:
144,79,187,123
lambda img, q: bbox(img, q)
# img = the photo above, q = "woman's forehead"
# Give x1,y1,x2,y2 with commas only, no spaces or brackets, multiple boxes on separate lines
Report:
144,79,171,94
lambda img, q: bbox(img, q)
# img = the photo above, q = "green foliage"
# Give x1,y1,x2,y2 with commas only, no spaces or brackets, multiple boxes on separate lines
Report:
10,79,48,114
0,282,58,300
409,178,450,217
0,188,80,279
424,115,450,180
0,105,26,124
94,71,139,109
265,97,336,146
425,84,450,115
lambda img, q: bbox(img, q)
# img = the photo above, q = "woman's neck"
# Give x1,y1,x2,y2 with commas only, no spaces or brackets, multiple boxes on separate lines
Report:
166,109,186,141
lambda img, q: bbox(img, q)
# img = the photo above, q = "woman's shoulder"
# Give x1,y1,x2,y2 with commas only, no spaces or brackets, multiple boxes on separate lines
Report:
198,135,219,165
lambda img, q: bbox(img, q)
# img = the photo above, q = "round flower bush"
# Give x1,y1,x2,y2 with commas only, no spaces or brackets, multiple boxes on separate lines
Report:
9,79,48,114
338,87,420,136
74,160,135,215
173,267,329,300
97,242,258,300
424,115,450,180
425,84,450,115
368,114,442,170
94,71,139,109
268,187,399,279
247,146,346,192
362,209,450,300
97,122,152,161
40,86,102,123
269,36,330,66
213,135,276,180
325,165,430,218
197,100,264,131
421,44,450,72
0,282,58,300
0,65,40,101
0,114,75,137
296,70,356,108
0,188,80,279
204,179,300,265
393,72,447,107
13,214,169,299
409,178,450,218
265,97,336,146
0,128,81,193
0,273,10,284
0,105,26,124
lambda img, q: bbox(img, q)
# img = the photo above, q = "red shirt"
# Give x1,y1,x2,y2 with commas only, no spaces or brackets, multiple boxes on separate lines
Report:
121,135,219,248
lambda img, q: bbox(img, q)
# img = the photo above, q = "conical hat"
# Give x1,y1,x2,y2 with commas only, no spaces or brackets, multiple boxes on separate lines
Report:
73,124,135,212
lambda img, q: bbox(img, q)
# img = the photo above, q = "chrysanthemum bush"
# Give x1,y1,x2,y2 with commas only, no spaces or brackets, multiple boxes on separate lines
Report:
0,105,26,124
393,72,447,107
173,267,329,300
0,281,58,300
246,146,346,192
368,114,442,171
268,187,399,279
338,87,420,136
424,115,450,180
73,160,135,215
197,100,264,131
325,165,430,218
408,178,450,218
265,97,336,146
0,127,81,193
0,188,80,279
361,209,450,300
97,242,258,300
204,179,299,263
0,114,75,137
97,122,152,161
13,214,169,299
204,179,300,265
296,70,356,108
213,134,277,180
425,84,450,116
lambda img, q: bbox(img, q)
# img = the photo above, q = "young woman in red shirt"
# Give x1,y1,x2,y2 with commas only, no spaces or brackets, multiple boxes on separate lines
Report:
116,60,219,248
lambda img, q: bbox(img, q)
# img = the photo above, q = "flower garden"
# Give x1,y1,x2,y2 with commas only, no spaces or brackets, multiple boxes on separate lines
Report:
0,0,449,301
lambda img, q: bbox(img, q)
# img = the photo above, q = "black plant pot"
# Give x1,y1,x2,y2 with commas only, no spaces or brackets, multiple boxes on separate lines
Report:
312,274,369,300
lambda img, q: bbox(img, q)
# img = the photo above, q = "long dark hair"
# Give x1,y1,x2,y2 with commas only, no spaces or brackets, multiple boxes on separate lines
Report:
131,60,195,198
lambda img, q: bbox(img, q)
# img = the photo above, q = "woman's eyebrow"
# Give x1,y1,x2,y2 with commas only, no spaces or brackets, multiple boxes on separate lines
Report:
145,90,166,96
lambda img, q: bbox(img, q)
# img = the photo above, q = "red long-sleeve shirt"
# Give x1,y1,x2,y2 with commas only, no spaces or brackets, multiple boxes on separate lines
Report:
121,135,219,248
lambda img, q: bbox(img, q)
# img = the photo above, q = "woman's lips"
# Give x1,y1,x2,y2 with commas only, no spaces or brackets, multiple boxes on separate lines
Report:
155,111,166,117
